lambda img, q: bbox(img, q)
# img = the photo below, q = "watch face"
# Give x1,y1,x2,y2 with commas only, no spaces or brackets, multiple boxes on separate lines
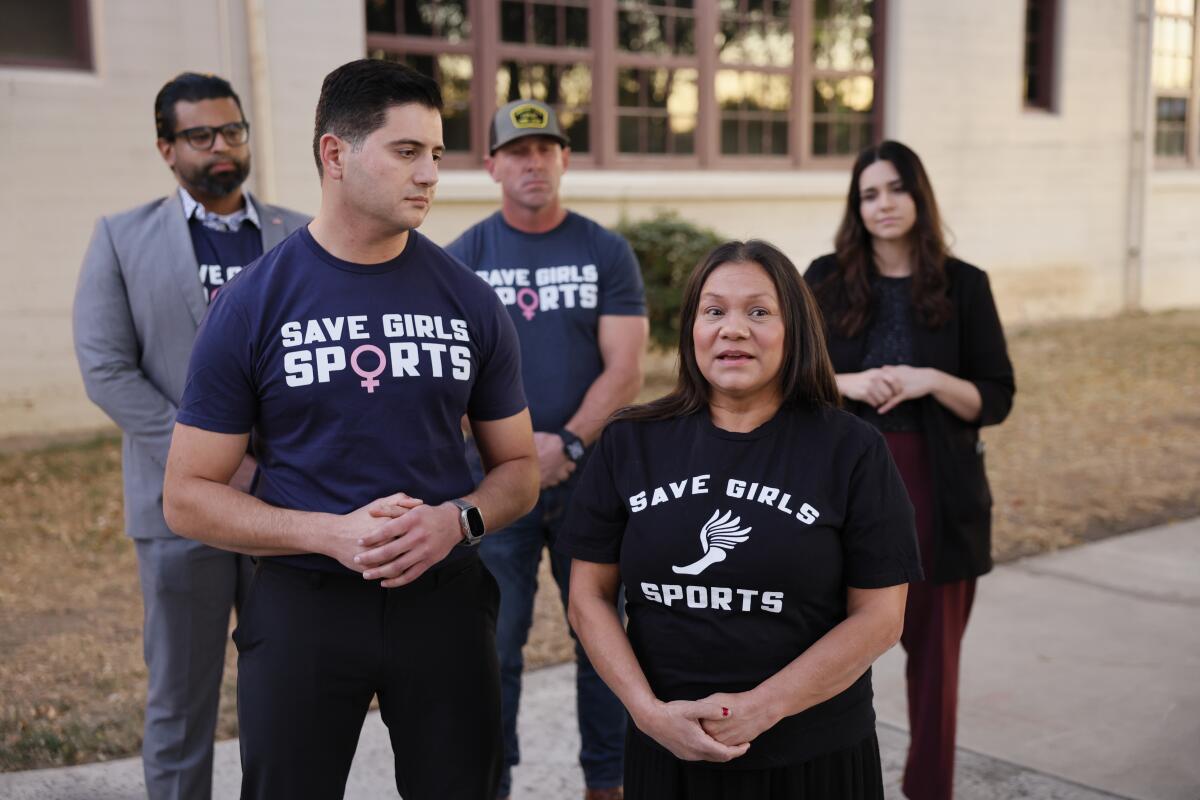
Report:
464,505,485,537
567,440,585,461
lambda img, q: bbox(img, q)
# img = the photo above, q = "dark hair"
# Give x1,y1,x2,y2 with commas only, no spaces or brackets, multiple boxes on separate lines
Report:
154,72,243,140
617,240,840,424
312,58,443,177
818,140,954,337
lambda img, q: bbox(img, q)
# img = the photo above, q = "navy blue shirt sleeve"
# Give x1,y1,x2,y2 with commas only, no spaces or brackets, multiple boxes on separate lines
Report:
176,291,258,434
841,429,923,588
466,289,528,422
597,233,646,316
557,425,628,563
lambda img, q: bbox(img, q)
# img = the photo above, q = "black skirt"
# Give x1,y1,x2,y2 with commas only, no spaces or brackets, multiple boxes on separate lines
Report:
625,727,884,800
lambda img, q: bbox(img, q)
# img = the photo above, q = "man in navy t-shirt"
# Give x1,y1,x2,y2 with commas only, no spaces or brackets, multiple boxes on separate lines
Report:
447,99,648,800
162,60,539,800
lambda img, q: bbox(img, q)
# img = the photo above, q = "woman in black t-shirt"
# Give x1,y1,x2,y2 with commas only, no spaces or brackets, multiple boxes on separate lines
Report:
557,240,922,800
805,141,1015,800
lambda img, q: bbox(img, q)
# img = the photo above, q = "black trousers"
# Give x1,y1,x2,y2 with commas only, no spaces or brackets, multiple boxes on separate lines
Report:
233,555,502,800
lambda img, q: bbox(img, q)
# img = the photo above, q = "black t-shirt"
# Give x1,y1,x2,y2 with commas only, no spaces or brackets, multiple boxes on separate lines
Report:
556,405,921,768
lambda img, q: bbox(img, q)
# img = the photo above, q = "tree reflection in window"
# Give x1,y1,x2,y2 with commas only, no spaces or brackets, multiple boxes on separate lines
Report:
717,71,790,155
618,0,696,55
811,0,875,156
366,0,470,41
617,68,699,154
717,0,793,68
371,51,474,152
501,1,589,47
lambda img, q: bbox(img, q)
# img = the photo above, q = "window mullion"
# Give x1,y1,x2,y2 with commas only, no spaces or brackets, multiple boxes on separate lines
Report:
1191,9,1200,166
595,0,616,167
477,0,499,163
794,0,812,167
697,3,719,168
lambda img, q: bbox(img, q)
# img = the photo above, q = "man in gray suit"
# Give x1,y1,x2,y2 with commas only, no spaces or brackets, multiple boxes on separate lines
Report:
72,72,307,800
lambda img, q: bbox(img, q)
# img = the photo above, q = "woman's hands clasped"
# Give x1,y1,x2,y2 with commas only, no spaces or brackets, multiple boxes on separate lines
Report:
837,365,940,413
695,690,781,749
635,698,751,763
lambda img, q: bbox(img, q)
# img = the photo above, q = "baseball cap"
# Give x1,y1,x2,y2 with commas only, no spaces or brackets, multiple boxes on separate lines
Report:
489,98,570,154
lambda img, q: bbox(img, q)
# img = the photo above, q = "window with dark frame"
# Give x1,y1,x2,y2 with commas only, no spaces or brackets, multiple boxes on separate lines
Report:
1152,0,1200,165
1023,0,1057,110
0,0,92,71
366,0,885,168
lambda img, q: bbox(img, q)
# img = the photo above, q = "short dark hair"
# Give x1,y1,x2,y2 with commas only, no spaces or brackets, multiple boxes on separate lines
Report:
154,72,243,140
616,240,840,424
312,58,443,177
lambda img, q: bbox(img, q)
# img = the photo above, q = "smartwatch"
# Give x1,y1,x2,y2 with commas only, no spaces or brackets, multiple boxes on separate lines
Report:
559,428,586,464
450,498,485,546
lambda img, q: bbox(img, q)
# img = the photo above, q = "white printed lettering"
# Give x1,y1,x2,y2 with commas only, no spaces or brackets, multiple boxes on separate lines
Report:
284,350,312,385
347,315,369,339
389,342,420,377
422,342,447,377
450,345,471,380
281,321,302,348
315,346,346,383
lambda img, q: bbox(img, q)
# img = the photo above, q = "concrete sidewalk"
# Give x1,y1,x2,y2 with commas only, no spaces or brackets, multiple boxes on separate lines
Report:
2,519,1196,799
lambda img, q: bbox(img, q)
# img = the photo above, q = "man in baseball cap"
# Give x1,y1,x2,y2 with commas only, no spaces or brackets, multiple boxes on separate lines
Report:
448,100,649,800
489,98,570,153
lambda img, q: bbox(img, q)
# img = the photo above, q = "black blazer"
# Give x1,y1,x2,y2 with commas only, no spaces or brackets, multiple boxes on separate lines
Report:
804,254,1015,582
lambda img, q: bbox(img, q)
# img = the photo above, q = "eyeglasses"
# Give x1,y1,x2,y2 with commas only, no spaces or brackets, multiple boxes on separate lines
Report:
171,121,251,150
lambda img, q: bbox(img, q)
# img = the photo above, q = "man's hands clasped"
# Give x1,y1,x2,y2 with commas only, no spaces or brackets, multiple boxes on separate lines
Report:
324,492,464,588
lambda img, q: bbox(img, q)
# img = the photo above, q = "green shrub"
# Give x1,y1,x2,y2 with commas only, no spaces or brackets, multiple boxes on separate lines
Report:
613,211,725,349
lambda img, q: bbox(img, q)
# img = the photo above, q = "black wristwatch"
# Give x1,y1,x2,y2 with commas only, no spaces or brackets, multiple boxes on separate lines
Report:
450,498,485,546
558,428,586,464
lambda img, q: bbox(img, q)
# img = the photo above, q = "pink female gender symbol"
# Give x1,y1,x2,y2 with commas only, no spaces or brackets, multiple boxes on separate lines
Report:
350,344,386,393
516,287,540,321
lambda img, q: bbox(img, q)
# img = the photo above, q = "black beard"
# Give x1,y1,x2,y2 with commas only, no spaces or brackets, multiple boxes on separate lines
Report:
182,157,250,198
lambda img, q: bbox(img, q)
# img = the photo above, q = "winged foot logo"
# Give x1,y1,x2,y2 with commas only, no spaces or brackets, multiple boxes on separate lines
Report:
672,510,751,575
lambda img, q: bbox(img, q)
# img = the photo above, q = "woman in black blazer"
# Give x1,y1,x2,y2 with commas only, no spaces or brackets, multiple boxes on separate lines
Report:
804,141,1014,800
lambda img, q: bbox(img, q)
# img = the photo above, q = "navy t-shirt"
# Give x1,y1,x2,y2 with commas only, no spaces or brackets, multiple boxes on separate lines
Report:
556,405,921,768
187,219,263,303
446,211,645,433
177,226,527,571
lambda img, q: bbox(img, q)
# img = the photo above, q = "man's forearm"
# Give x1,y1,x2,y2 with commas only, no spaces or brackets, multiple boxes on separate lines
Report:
164,475,336,557
564,364,643,445
463,453,539,534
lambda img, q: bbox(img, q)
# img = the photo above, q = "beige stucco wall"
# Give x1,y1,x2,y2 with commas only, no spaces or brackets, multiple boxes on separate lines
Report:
1143,172,1200,310
2,0,1197,441
883,0,1139,324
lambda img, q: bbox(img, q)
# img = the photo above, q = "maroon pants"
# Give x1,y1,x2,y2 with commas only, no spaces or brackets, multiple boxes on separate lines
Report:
883,433,976,800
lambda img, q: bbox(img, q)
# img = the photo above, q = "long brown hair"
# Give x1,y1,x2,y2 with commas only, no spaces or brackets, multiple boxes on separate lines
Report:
617,240,840,423
818,140,954,337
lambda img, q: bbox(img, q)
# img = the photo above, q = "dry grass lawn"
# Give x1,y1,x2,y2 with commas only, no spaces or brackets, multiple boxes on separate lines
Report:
1,310,1197,771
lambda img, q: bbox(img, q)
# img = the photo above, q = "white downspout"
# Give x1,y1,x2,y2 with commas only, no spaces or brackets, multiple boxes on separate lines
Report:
1125,0,1155,312
244,0,277,204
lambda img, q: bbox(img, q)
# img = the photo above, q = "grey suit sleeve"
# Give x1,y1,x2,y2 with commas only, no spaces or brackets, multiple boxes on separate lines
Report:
73,217,178,467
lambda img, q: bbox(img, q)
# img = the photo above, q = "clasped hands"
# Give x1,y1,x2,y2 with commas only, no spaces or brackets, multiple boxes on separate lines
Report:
329,492,459,589
842,365,939,413
638,690,779,763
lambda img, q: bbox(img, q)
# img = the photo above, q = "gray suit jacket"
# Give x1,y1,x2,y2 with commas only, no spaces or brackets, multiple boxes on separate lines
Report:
73,191,309,539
